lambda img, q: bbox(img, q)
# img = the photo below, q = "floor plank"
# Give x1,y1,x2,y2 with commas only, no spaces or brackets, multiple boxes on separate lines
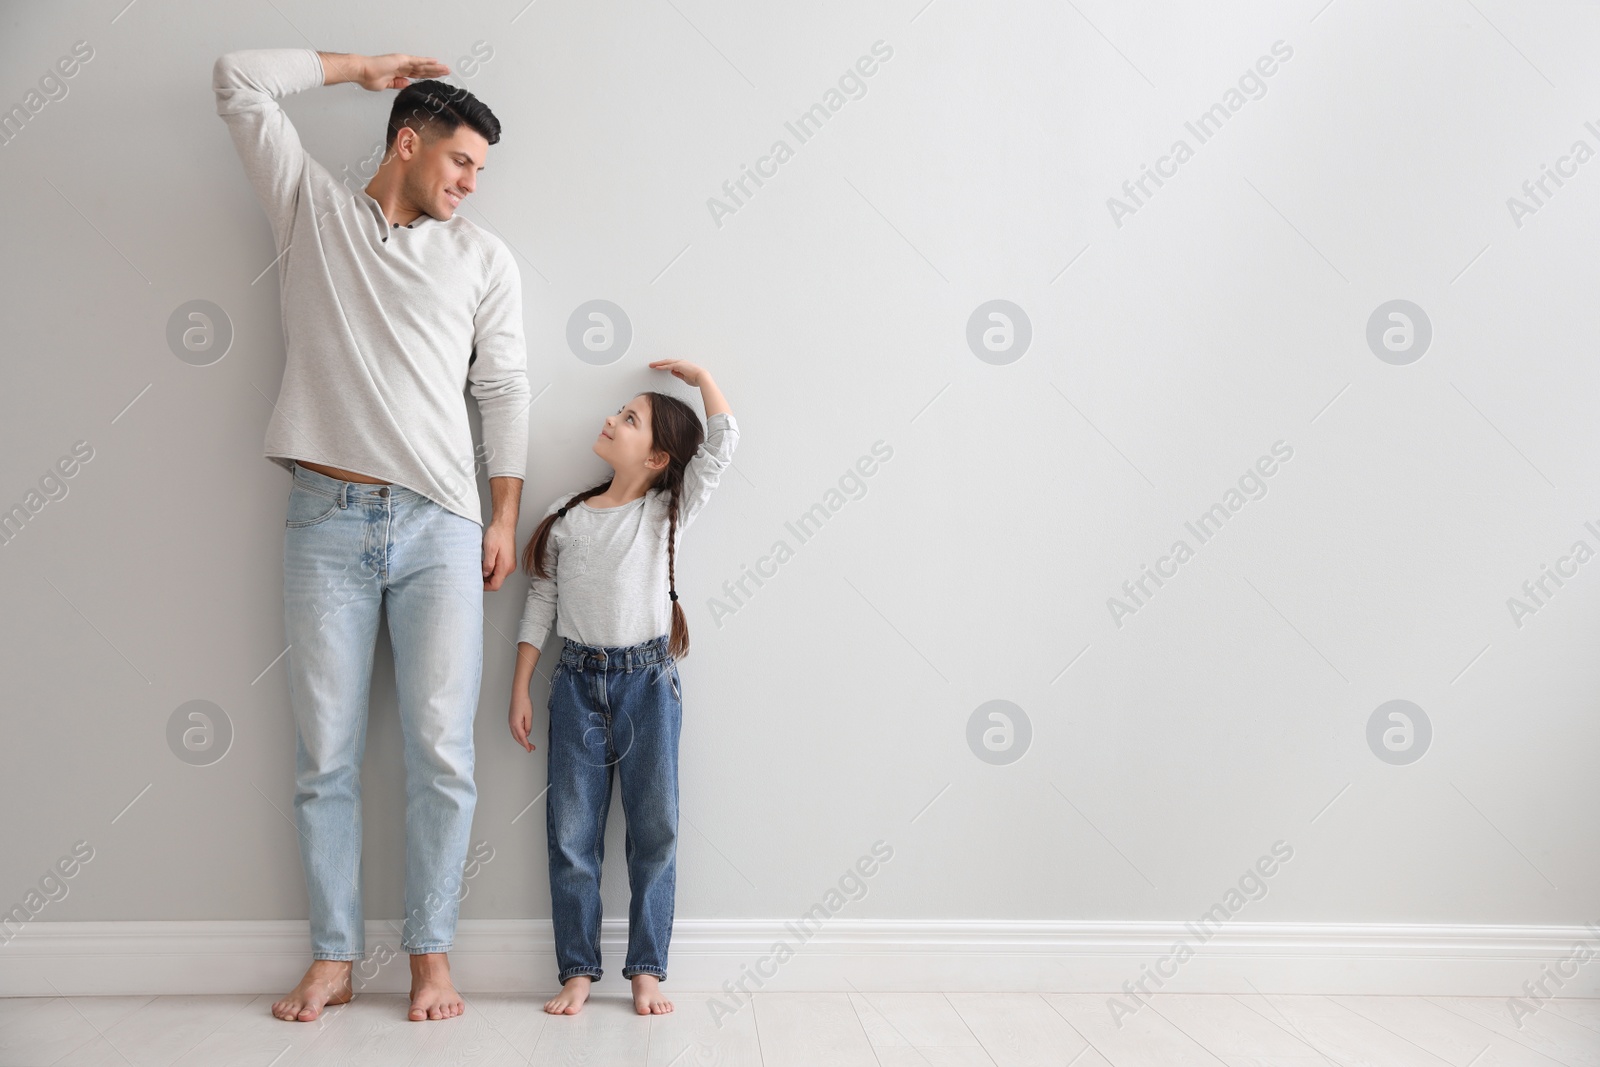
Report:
0,999,103,1067
645,991,764,1067
872,1049,996,1066
1143,993,1328,1067
160,994,309,1067
1333,993,1571,1067
461,993,554,1064
1544,998,1600,1035
525,992,653,1066
1427,995,1600,1067
272,993,434,1067
945,993,1108,1067
753,992,879,1067
0,993,1593,1067
1234,994,1454,1067
1045,992,1227,1066
849,991,982,1047
47,994,253,1067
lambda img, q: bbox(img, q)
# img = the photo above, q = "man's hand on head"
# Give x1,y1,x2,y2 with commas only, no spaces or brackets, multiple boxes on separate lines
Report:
318,52,450,91
361,53,450,91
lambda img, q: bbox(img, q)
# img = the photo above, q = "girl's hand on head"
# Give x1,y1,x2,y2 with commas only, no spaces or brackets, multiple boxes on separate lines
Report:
509,692,536,753
649,359,708,387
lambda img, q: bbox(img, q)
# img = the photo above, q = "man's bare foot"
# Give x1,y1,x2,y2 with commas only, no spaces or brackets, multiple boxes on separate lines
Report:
408,952,465,1021
631,974,673,1015
272,959,353,1022
544,975,592,1015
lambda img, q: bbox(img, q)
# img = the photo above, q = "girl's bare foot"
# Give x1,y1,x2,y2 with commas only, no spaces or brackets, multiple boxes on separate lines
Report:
272,959,353,1022
544,975,592,1014
631,974,673,1015
408,952,465,1021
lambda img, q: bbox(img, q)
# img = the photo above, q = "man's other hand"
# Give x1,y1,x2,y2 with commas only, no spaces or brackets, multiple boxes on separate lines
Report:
482,522,517,591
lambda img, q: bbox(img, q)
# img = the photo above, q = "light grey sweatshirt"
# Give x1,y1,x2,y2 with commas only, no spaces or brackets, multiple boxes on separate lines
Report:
518,412,739,651
212,48,530,524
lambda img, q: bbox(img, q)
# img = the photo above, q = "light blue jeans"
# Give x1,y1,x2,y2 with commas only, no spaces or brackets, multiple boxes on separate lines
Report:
282,461,484,960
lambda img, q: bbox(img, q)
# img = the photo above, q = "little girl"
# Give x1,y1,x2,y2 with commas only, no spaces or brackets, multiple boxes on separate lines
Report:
508,358,736,1017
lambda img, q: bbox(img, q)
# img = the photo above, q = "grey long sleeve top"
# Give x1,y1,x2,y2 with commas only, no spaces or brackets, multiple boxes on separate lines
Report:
518,412,739,651
212,48,530,524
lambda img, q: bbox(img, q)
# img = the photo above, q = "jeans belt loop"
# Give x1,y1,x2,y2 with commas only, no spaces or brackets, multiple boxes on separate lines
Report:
339,482,348,509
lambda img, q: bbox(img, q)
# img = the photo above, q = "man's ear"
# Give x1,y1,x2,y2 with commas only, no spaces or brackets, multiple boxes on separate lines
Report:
393,126,421,161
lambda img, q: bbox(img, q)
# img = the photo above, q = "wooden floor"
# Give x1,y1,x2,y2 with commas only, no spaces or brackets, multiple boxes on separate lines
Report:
1,990,1596,1066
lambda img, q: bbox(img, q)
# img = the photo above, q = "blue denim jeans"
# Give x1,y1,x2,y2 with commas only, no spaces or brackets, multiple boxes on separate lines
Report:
281,461,484,960
547,633,682,982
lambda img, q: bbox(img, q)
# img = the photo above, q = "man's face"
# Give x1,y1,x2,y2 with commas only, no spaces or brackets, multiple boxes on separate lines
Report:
395,124,488,220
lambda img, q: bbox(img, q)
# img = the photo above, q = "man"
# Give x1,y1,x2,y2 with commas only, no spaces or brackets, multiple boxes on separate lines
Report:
213,48,530,1022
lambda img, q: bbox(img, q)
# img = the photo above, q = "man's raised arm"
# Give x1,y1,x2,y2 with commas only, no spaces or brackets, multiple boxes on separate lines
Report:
211,48,339,251
213,50,452,249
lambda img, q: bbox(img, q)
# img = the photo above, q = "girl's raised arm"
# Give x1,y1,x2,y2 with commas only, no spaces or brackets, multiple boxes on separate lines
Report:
679,410,738,530
650,361,736,530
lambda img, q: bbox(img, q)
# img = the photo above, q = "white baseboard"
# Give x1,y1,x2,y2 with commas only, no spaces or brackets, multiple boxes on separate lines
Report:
1,919,1595,997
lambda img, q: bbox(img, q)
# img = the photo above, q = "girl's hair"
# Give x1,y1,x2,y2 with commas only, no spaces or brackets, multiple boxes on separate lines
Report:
521,391,706,659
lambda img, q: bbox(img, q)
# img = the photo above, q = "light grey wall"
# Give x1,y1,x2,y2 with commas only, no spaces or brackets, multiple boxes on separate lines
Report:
1,0,1595,937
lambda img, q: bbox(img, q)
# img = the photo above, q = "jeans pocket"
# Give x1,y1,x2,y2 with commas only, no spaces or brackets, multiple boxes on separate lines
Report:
286,484,340,528
648,659,680,702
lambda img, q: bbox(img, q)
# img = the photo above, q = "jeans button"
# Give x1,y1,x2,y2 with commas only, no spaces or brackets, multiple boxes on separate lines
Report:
378,487,389,497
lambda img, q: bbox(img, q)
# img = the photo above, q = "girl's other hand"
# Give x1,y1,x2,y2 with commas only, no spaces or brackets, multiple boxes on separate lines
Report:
649,359,709,387
509,692,536,752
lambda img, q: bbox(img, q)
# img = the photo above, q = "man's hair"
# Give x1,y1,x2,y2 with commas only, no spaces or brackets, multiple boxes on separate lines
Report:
385,79,501,149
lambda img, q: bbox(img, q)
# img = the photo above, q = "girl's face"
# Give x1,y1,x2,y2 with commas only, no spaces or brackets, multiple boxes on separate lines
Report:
595,394,667,476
